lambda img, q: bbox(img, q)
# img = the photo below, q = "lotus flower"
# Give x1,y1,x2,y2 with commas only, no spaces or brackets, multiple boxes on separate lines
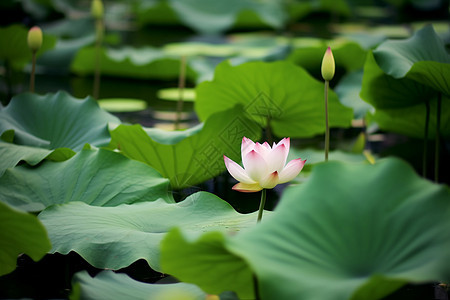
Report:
224,137,306,192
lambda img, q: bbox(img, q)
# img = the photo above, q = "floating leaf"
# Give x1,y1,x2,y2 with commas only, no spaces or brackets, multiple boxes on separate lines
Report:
71,271,206,300
157,88,196,102
0,201,51,276
110,106,260,189
97,98,147,112
161,158,450,299
373,25,450,96
39,192,260,271
0,148,171,212
195,61,353,138
71,46,198,81
0,91,120,150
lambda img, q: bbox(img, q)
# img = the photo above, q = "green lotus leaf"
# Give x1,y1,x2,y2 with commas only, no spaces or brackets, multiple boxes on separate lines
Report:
360,51,450,138
70,271,206,300
0,201,51,276
373,25,450,96
0,148,171,212
0,91,120,150
71,46,198,81
335,70,374,119
39,191,260,271
0,24,57,69
97,98,147,112
169,0,287,34
161,158,450,299
157,88,196,102
288,0,352,20
0,139,75,176
110,106,260,189
195,60,353,138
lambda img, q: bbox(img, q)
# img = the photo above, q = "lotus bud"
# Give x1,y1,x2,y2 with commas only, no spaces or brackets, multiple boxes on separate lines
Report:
27,26,43,53
321,47,335,81
91,0,104,20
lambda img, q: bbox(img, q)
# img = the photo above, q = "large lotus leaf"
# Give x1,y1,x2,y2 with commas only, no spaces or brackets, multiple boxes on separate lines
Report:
0,139,75,176
373,25,450,96
0,24,57,69
335,70,374,119
360,51,450,138
288,0,352,20
168,0,287,34
38,191,260,271
0,148,171,212
195,60,353,138
71,46,198,81
0,201,51,276
0,91,120,150
161,158,450,299
71,271,206,300
110,106,260,189
288,38,367,74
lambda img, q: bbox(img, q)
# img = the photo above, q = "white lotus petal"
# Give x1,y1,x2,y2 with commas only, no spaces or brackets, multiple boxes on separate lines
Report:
278,158,306,183
260,171,279,189
232,182,263,193
241,137,255,162
243,150,268,182
224,155,255,184
266,144,288,172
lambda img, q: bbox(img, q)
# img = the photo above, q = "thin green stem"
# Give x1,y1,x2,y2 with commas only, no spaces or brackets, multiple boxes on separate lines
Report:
423,99,430,178
435,93,441,182
266,116,273,145
30,51,36,93
93,19,103,99
253,273,260,300
257,189,266,223
175,55,186,130
324,80,330,161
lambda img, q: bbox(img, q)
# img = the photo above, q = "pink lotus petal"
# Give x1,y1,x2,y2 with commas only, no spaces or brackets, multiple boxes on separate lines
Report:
224,155,255,184
243,150,268,182
278,158,306,183
260,171,279,189
266,144,288,172
241,137,255,162
261,142,271,150
232,182,263,193
254,142,270,158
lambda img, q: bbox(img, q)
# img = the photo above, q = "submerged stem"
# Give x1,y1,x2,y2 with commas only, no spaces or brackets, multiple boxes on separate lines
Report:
423,99,430,178
30,51,36,93
175,55,186,130
435,93,441,182
324,80,330,161
257,189,266,223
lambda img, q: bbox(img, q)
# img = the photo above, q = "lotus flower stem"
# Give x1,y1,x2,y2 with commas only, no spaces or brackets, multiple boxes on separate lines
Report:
435,93,441,182
30,51,36,93
91,0,104,99
265,116,273,144
257,189,266,222
423,99,430,178
27,26,42,93
175,55,186,130
321,47,334,162
324,80,330,161
93,19,103,99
